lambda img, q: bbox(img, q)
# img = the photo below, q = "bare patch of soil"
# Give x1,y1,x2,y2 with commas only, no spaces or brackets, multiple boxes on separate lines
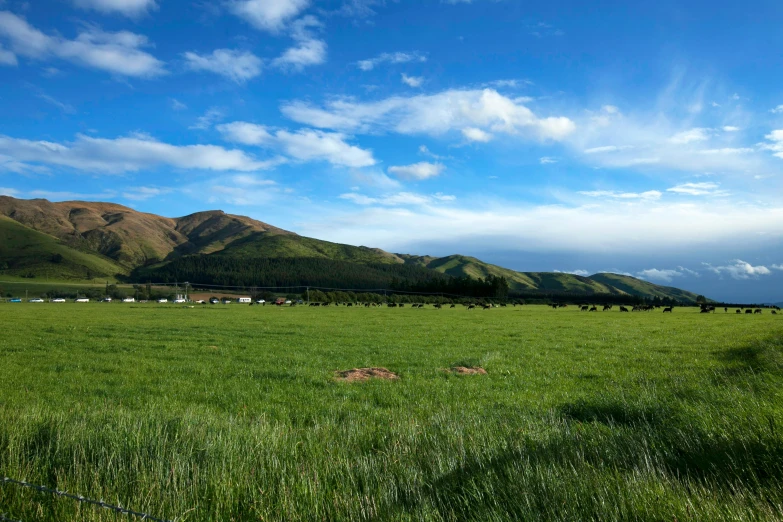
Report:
449,366,487,375
336,367,399,382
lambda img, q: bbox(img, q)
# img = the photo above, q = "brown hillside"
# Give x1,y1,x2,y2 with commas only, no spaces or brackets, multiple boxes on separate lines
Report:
0,196,290,268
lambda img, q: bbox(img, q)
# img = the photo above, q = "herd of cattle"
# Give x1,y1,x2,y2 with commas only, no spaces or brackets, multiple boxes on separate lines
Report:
298,301,781,313
551,303,780,314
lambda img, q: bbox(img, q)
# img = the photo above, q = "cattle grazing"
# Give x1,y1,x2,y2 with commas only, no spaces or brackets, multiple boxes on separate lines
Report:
467,304,475,310
662,307,673,313
619,306,629,312
754,309,762,314
589,306,598,312
724,307,728,313
772,310,778,315
736,309,742,314
700,308,711,314
450,304,456,308
482,304,492,310
603,305,612,311
745,309,753,314
581,305,589,311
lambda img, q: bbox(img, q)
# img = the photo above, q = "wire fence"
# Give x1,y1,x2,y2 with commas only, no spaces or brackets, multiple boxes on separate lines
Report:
1,477,171,522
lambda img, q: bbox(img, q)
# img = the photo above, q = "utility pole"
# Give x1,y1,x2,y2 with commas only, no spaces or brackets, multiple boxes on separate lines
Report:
306,286,309,304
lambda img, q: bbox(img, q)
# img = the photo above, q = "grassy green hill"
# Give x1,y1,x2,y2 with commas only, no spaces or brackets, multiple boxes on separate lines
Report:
0,216,125,280
588,273,703,303
214,232,404,264
0,196,705,303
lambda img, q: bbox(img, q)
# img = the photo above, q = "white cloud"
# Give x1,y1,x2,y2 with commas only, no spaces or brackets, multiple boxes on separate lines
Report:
340,191,453,206
170,98,187,111
37,93,75,114
188,107,224,130
703,260,771,280
462,127,493,142
0,187,20,196
272,16,326,71
28,189,118,200
418,145,445,159
554,269,589,276
401,73,423,88
772,264,783,271
217,121,374,168
636,268,683,283
281,88,576,141
722,126,740,132
0,42,15,65
539,156,557,164
677,266,701,277
388,161,445,180
0,133,275,173
122,186,171,200
72,0,157,17
669,127,711,144
0,12,165,77
666,182,728,196
230,0,310,32
579,190,662,201
771,105,783,114
762,130,783,159
184,49,262,83
583,145,632,154
356,51,426,71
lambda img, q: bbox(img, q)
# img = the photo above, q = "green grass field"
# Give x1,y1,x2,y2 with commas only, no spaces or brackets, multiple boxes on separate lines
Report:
1,304,782,521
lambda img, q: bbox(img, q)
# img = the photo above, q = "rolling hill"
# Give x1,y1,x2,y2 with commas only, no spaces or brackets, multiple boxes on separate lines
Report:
0,216,125,280
0,196,704,302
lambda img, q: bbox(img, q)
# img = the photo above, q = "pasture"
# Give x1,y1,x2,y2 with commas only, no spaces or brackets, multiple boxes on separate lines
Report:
1,304,782,521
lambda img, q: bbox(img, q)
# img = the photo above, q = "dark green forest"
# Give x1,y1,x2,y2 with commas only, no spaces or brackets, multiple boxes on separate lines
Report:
131,255,510,298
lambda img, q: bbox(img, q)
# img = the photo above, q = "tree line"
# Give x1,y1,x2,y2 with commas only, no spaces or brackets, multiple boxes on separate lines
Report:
130,255,511,299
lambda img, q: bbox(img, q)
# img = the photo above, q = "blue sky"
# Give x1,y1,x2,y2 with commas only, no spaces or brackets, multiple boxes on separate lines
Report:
1,0,783,302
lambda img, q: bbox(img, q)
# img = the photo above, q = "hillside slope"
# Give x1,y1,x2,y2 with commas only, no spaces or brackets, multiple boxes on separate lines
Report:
0,216,125,280
0,196,288,267
588,273,703,303
0,196,704,302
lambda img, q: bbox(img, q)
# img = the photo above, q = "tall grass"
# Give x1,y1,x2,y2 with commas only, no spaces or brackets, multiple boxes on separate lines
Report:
1,304,781,520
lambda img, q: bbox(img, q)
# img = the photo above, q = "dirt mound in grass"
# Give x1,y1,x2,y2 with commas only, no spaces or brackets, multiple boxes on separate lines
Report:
449,366,487,375
336,367,399,382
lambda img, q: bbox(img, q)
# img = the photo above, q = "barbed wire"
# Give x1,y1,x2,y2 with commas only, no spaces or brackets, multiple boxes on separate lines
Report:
1,477,171,522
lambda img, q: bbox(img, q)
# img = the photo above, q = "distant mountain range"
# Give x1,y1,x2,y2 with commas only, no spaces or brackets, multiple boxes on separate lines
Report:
0,196,704,302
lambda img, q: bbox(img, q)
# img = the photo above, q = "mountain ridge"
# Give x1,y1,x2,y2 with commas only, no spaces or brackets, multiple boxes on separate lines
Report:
0,196,703,302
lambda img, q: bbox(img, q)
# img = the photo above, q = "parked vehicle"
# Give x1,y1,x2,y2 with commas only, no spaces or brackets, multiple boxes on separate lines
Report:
9,298,22,303
209,297,219,304
173,299,187,303
29,298,45,303
51,298,66,303
157,298,168,303
122,297,135,303
75,298,90,303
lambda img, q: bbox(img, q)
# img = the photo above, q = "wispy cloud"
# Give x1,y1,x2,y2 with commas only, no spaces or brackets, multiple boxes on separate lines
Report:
37,92,75,114
217,121,374,168
388,161,445,180
188,107,224,130
72,0,157,17
356,51,426,71
230,0,310,32
401,73,423,88
637,268,683,283
703,260,772,280
183,48,262,83
554,269,589,276
281,88,576,141
0,11,165,77
272,15,326,71
579,190,662,200
666,182,728,197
